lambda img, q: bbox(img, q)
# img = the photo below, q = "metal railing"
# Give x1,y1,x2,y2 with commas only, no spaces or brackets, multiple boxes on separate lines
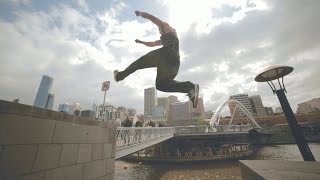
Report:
116,127,175,148
174,125,252,134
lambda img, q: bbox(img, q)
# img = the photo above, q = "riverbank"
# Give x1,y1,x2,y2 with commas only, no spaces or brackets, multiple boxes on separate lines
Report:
115,143,320,180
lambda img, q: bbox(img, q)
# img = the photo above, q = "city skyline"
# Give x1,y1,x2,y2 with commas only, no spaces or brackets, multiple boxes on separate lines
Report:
1,0,320,114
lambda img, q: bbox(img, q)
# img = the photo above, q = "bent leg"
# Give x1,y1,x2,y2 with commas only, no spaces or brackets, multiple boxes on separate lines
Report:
116,48,164,81
156,79,194,93
156,64,194,93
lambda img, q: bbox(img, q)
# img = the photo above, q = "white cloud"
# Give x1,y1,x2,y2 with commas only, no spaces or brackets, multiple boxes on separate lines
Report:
1,0,320,114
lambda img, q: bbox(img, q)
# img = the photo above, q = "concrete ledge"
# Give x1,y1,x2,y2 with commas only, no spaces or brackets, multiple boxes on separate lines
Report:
240,160,320,180
0,100,116,180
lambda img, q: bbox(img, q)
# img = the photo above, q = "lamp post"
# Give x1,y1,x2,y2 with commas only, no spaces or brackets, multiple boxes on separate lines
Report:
255,65,315,161
101,81,110,121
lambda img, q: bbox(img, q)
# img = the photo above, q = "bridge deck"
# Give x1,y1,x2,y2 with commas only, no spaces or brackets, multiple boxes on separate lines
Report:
115,125,254,159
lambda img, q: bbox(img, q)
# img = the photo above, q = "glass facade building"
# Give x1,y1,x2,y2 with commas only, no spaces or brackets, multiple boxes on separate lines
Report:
34,75,54,108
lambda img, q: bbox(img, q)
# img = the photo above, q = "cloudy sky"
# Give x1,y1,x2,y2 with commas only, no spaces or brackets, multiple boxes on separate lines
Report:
1,0,319,114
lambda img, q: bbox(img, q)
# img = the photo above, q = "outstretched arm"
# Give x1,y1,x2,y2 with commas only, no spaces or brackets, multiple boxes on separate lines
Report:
135,39,162,47
135,11,166,27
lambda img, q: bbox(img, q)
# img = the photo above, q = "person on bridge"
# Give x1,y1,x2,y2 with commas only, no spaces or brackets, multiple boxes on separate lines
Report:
113,10,199,108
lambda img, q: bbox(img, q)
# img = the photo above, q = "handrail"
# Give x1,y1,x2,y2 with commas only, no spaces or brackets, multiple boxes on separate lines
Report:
116,127,175,148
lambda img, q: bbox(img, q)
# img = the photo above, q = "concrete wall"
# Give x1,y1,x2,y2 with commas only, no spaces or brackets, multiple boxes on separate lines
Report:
0,100,116,180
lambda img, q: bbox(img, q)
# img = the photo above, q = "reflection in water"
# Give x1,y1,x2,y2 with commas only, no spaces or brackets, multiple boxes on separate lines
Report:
115,143,320,180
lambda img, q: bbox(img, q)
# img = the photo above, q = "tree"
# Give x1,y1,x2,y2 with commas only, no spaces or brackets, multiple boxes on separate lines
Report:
158,122,166,127
197,116,208,126
147,121,155,127
135,120,143,127
122,117,133,127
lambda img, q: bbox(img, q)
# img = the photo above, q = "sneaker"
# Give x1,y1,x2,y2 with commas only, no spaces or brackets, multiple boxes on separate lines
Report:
187,84,199,108
113,70,119,82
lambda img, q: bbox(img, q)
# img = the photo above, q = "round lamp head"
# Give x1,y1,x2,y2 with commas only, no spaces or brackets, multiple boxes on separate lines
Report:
255,65,294,82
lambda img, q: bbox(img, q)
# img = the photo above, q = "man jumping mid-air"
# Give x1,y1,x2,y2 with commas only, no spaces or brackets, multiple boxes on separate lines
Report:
113,11,199,108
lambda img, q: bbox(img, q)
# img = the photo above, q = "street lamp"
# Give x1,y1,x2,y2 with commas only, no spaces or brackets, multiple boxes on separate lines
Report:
101,81,110,121
255,65,315,161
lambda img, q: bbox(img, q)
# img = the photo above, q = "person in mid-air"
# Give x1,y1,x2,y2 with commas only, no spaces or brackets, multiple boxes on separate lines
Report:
113,10,199,108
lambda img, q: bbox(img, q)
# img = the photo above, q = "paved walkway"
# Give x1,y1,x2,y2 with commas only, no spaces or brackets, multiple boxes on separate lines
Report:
240,160,320,180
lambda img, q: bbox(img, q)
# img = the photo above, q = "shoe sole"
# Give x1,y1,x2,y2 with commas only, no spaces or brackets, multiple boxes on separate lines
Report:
113,70,119,82
193,84,199,108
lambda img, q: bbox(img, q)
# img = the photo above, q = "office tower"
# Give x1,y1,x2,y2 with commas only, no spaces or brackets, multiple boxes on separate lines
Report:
117,106,127,113
98,104,116,121
190,97,205,117
92,103,97,112
127,108,137,117
167,95,178,105
154,105,165,116
297,98,320,114
229,93,253,116
45,94,55,110
158,97,167,110
249,95,267,116
69,103,81,114
168,101,192,126
81,110,96,119
275,107,283,114
205,110,214,119
265,107,274,115
91,103,98,118
116,106,128,121
34,75,54,108
144,87,157,117
58,103,72,113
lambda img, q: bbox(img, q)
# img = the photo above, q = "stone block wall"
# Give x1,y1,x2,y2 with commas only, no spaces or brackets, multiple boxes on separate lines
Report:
0,100,116,180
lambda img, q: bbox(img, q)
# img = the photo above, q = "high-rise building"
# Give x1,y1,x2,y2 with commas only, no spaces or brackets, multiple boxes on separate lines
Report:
117,106,127,113
265,107,274,115
167,95,178,106
98,104,116,121
154,105,165,116
144,87,157,117
158,97,168,112
92,103,98,118
229,93,253,116
205,110,214,119
34,75,54,108
92,103,97,112
80,110,96,119
168,101,192,126
190,97,205,117
70,103,81,114
116,106,128,121
297,98,320,114
127,108,137,117
45,94,55,110
58,103,72,113
249,95,267,116
275,107,283,114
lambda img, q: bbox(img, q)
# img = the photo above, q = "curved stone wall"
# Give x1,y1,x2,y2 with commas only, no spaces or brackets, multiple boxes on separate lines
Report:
0,100,116,180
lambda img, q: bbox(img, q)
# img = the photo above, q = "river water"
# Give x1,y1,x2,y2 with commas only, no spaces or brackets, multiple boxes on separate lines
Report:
115,143,320,180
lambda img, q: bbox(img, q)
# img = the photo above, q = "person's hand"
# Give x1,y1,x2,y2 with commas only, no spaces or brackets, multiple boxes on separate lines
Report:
135,10,140,16
135,39,142,43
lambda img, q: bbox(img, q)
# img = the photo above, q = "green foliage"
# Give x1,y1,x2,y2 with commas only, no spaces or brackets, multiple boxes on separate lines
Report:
197,116,208,126
147,121,155,127
122,117,133,127
135,120,143,127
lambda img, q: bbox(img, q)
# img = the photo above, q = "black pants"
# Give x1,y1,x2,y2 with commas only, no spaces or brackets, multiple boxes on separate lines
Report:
117,46,194,93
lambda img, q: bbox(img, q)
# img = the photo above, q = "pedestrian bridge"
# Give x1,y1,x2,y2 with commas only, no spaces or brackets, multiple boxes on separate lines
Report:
115,127,175,159
115,125,256,159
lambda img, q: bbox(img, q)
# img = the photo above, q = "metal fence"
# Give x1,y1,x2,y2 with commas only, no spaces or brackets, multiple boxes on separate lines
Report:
174,125,252,134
